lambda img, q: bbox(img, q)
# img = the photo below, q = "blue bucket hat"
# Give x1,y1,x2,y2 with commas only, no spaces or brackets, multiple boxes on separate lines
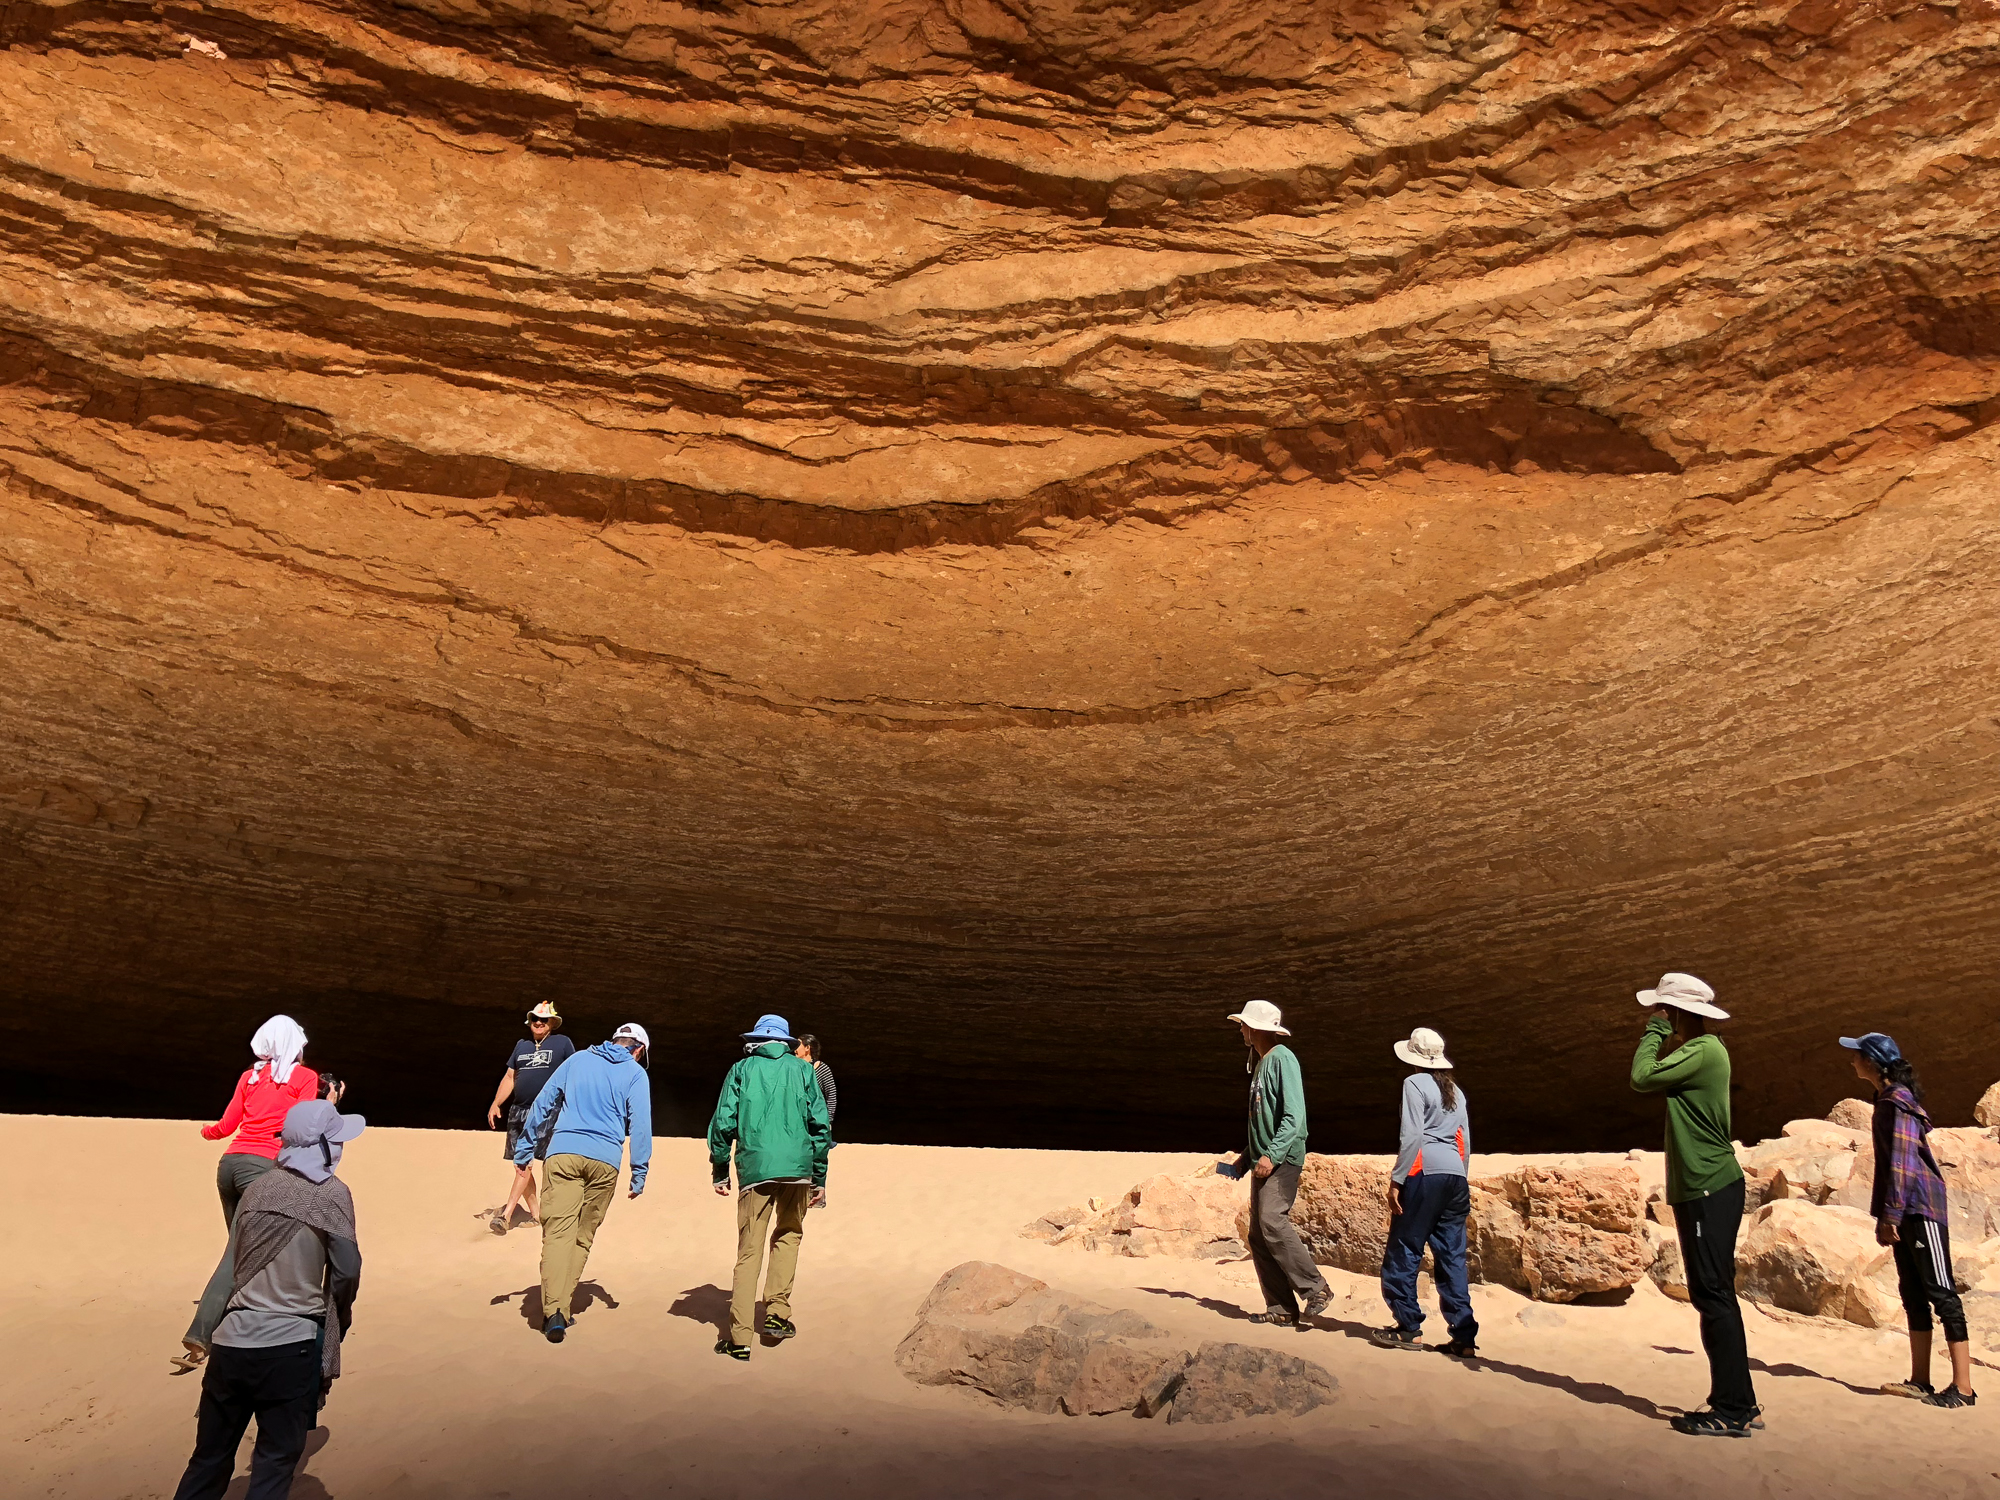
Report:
1839,1031,1902,1070
742,1013,794,1044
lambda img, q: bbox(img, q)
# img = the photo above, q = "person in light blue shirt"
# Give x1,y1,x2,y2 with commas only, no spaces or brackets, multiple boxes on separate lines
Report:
518,1023,652,1343
1372,1026,1478,1358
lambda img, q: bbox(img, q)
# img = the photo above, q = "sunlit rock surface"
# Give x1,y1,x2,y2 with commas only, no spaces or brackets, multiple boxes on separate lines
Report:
4,0,1999,1141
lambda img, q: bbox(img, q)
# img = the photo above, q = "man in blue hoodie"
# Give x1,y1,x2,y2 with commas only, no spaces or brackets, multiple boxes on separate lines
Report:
516,1022,652,1343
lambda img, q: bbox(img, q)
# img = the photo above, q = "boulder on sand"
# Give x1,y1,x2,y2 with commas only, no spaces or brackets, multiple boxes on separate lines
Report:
1021,1169,1247,1259
1736,1200,1879,1316
1291,1156,1393,1274
1826,1098,1874,1131
895,1261,1337,1423
1468,1164,1652,1302
1975,1081,2000,1129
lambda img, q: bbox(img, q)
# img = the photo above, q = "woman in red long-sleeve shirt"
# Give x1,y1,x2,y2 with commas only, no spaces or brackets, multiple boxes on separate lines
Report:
173,1016,321,1370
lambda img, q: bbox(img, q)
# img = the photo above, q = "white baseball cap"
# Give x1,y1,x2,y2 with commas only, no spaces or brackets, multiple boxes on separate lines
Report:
1635,972,1729,1021
1394,1027,1451,1069
1227,1000,1290,1036
613,1023,651,1050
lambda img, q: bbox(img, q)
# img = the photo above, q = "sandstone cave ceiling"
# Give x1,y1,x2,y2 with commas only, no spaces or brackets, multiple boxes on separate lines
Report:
4,0,2000,1148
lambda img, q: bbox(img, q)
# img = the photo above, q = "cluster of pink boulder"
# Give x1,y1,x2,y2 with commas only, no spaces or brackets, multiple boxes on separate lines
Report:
1024,1081,2000,1336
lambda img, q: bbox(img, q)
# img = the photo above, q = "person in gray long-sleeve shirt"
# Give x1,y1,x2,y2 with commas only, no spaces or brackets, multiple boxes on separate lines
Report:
1373,1027,1479,1355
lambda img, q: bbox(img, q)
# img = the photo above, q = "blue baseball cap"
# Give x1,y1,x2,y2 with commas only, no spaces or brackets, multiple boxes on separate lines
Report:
1839,1032,1902,1070
742,1014,795,1043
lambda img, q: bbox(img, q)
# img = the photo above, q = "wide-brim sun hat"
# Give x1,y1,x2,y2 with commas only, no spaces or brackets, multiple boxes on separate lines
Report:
526,1001,562,1024
1226,1000,1290,1036
278,1099,365,1183
1636,971,1729,1021
1394,1026,1451,1069
742,1014,795,1043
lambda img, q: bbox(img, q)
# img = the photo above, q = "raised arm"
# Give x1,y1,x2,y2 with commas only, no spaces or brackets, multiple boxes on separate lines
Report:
1631,1015,1708,1093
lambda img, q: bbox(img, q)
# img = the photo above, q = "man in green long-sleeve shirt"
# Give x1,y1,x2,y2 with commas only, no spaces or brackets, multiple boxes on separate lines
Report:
1227,1001,1331,1328
1630,971,1758,1437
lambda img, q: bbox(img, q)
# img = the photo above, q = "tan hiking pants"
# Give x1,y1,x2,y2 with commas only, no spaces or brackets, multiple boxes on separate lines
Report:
730,1182,809,1345
539,1154,618,1322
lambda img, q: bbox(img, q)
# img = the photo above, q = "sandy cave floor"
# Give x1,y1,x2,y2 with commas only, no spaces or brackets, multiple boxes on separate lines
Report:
4,1116,1996,1499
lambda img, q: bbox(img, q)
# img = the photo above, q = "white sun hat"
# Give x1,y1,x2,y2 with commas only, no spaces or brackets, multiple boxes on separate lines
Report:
1226,1000,1290,1036
1635,972,1729,1021
1393,1027,1452,1069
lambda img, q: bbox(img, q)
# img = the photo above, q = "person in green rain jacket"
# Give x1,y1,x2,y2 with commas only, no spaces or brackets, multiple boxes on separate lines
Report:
708,1014,831,1361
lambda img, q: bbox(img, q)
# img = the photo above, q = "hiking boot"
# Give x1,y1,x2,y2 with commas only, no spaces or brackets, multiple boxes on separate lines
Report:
1669,1408,1755,1437
1922,1385,1977,1408
761,1314,797,1341
1369,1326,1422,1351
1882,1379,1934,1400
542,1313,567,1344
715,1338,750,1362
1300,1286,1333,1321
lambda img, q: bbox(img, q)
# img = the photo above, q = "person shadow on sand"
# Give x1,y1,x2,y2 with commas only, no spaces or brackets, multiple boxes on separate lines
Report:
492,1281,621,1332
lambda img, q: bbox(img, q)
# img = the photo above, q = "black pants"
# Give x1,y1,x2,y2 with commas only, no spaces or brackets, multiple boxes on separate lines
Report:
1672,1177,1757,1420
172,1339,319,1500
1893,1215,1967,1342
1248,1162,1329,1316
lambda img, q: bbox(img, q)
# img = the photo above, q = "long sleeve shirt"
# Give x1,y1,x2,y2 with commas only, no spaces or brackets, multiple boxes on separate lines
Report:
202,1066,321,1159
1630,1016,1743,1204
519,1042,652,1193
1870,1084,1948,1224
1392,1072,1470,1183
1244,1044,1308,1168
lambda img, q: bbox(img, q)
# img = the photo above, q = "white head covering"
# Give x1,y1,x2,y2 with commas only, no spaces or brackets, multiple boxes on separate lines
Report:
250,1015,309,1084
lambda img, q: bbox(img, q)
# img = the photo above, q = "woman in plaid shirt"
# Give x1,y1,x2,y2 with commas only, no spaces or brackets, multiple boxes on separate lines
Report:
1842,1031,1977,1409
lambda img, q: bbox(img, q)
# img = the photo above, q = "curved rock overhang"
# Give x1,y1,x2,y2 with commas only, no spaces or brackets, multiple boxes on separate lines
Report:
4,0,1999,1145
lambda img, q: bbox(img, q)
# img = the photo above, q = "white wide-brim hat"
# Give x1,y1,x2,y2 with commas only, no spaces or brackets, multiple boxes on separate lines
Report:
1636,972,1729,1021
1393,1026,1451,1069
1227,1000,1290,1036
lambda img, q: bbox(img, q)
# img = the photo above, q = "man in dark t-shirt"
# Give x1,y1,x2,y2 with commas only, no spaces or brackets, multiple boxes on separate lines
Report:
484,1004,576,1235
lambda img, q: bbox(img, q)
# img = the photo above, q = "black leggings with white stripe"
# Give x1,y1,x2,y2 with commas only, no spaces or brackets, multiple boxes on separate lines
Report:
1893,1215,1967,1342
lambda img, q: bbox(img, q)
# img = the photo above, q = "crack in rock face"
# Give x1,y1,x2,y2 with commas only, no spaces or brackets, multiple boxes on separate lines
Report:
4,0,2000,1144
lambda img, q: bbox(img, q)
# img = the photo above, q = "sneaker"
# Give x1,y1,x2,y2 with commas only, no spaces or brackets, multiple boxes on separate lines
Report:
715,1338,750,1361
761,1314,797,1341
1882,1379,1935,1400
1301,1286,1333,1320
542,1313,567,1344
1369,1326,1422,1351
1921,1385,1977,1408
1669,1408,1755,1437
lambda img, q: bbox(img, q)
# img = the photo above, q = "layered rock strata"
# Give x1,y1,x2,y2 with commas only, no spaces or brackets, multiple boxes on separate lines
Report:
6,2,2000,1139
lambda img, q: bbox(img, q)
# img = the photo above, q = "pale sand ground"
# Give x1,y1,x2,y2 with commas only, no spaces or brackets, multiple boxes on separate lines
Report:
4,1116,1995,1499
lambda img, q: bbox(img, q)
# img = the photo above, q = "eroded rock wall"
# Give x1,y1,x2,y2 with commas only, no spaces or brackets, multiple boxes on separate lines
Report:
4,1,1999,1140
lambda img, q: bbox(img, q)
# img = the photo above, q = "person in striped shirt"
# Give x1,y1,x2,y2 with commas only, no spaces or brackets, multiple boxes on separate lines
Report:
1842,1031,1976,1409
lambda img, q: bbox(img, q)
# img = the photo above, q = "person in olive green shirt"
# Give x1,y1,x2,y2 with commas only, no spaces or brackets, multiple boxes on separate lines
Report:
1227,1001,1331,1328
1630,972,1758,1437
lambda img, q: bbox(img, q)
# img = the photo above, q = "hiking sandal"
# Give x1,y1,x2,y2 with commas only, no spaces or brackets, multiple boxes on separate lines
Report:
1369,1326,1422,1351
715,1339,750,1361
1669,1408,1755,1437
488,1211,509,1236
1440,1339,1479,1360
1246,1309,1297,1326
1881,1380,1934,1400
1921,1385,1977,1408
1301,1287,1333,1320
761,1315,797,1340
169,1344,206,1373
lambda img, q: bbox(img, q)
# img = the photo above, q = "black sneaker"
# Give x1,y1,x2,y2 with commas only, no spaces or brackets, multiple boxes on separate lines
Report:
761,1314,797,1341
1301,1287,1333,1320
715,1338,750,1361
1669,1408,1755,1437
1922,1385,1977,1408
542,1313,567,1344
1369,1326,1422,1351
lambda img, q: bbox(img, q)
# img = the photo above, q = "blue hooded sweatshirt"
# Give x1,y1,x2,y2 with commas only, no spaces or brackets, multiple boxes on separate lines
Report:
515,1041,652,1193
